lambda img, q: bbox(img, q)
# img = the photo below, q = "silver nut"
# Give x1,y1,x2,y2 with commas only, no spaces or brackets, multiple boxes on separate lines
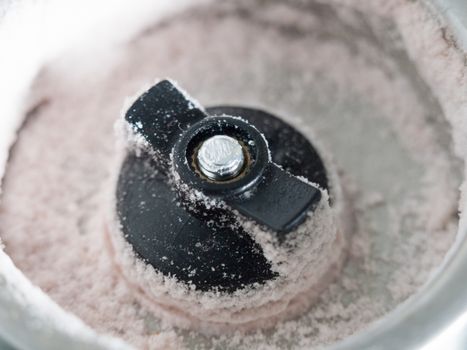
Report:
196,135,245,181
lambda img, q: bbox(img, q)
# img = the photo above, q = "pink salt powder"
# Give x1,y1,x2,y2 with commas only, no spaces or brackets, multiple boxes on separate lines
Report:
0,1,465,349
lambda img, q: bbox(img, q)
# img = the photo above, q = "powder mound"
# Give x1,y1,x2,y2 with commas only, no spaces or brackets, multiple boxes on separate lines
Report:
105,93,352,334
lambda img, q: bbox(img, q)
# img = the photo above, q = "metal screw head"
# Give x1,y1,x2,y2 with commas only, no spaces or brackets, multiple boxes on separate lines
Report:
196,135,245,181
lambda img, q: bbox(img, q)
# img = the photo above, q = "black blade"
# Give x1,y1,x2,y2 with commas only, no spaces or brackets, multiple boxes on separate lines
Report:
125,80,208,160
125,82,323,234
228,163,322,233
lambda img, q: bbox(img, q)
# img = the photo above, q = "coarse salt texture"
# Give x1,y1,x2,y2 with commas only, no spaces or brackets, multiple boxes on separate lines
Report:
0,0,466,349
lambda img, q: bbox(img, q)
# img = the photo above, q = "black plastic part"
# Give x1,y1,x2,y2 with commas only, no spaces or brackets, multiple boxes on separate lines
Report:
118,80,330,292
172,116,270,198
172,116,322,233
125,81,324,233
125,80,207,160
117,154,277,292
230,163,321,233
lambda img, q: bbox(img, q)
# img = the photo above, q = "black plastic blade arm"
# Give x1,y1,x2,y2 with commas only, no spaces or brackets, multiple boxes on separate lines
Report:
125,80,208,160
228,163,322,233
